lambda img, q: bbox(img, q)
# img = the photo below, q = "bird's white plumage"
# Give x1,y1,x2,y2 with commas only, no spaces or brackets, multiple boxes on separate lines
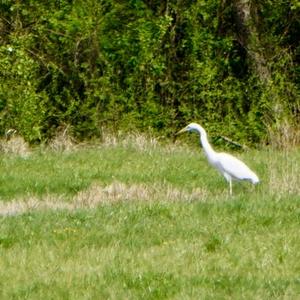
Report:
214,152,259,183
177,122,259,195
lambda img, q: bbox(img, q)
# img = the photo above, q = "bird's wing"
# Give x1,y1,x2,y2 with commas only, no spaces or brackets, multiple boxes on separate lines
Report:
215,152,258,182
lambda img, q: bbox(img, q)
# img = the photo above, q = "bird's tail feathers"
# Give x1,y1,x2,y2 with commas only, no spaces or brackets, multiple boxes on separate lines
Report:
251,174,260,185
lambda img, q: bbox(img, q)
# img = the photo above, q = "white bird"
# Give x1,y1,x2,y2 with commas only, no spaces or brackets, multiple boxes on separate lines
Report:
177,123,259,195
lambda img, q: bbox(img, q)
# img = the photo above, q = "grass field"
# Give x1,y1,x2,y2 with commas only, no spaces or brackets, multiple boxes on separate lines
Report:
0,136,299,299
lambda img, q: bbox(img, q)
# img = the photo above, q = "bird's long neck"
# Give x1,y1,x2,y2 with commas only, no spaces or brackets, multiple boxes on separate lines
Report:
196,125,216,160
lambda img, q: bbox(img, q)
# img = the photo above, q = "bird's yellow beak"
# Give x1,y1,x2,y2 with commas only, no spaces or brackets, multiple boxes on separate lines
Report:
176,126,188,135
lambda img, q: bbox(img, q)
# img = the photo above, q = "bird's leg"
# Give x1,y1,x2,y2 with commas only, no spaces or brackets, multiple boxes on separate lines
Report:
229,179,232,196
223,173,233,196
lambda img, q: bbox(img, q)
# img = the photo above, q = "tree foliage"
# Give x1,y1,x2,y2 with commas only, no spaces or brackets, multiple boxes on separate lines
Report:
0,0,299,145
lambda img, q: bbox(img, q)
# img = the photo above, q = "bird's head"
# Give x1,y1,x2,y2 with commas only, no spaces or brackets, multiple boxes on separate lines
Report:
176,123,201,135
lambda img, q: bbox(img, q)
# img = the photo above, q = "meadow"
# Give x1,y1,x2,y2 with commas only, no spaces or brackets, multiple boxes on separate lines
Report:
0,134,299,299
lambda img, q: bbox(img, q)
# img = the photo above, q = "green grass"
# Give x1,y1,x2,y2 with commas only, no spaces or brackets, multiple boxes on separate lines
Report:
0,140,299,299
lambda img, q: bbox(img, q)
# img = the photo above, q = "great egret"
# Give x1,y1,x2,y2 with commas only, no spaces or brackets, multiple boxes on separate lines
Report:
177,123,259,195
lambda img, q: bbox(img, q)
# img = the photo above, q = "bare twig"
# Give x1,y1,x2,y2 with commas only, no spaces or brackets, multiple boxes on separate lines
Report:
220,135,249,150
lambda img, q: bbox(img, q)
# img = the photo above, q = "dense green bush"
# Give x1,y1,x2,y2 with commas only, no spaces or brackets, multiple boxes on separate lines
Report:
0,0,299,145
0,45,47,141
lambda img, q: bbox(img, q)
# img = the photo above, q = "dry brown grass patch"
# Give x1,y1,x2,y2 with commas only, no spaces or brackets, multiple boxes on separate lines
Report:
268,150,300,196
267,119,300,149
48,126,76,152
100,129,159,151
0,181,209,216
0,135,30,157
